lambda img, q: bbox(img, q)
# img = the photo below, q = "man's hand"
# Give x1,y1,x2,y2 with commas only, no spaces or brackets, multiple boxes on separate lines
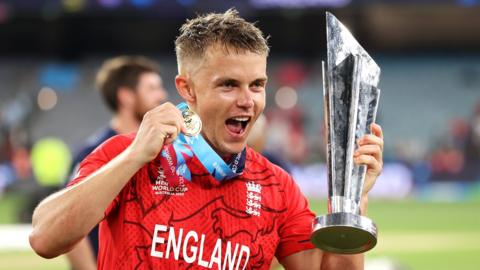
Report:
128,102,187,164
353,123,384,197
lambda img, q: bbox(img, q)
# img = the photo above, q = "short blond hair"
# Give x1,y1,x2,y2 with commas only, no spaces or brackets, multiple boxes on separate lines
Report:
175,8,269,72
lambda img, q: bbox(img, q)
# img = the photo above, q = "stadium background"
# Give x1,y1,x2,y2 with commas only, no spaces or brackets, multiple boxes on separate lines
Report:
0,0,479,269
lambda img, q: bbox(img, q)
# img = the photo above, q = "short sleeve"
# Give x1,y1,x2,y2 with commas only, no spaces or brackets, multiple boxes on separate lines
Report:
66,134,134,216
275,173,316,260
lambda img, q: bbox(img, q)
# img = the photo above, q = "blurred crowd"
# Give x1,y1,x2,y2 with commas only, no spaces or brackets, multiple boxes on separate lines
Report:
427,102,480,182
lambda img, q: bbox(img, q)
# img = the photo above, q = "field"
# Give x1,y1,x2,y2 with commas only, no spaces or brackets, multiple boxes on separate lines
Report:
1,197,479,270
357,200,480,270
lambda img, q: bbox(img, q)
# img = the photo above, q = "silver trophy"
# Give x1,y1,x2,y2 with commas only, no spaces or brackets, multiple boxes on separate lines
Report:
310,12,381,254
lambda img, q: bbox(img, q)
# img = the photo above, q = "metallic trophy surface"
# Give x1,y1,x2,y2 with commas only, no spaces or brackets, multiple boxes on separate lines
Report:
310,12,381,254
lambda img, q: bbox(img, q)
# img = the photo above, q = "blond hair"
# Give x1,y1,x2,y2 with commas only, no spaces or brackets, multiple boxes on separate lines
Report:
175,8,269,73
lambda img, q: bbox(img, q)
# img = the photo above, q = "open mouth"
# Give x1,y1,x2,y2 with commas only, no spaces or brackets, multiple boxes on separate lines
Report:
225,116,251,135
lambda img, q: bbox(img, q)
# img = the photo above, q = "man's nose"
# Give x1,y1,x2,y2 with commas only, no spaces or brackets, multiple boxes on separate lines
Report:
237,87,254,108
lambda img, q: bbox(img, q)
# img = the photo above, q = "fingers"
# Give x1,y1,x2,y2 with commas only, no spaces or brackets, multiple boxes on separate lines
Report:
358,125,384,151
161,124,180,145
371,123,383,139
355,123,384,175
358,134,383,149
356,123,384,196
130,102,192,164
150,102,186,134
159,114,182,138
353,154,382,175
354,144,382,162
147,102,187,137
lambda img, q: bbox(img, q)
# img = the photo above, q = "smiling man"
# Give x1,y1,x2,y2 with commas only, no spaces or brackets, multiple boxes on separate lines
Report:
29,9,384,269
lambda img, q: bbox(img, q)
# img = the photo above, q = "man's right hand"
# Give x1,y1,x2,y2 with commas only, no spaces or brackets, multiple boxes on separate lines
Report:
128,102,187,164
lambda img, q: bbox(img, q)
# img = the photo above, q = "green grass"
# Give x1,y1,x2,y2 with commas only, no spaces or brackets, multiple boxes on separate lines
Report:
1,197,479,270
0,192,28,224
309,199,480,232
0,251,68,270
366,200,480,232
367,250,480,270
310,199,480,270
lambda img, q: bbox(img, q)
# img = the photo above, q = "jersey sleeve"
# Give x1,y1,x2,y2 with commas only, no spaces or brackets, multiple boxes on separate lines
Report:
275,171,316,260
67,134,134,216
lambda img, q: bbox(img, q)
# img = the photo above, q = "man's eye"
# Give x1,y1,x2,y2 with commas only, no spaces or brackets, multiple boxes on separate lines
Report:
251,82,265,91
222,82,236,88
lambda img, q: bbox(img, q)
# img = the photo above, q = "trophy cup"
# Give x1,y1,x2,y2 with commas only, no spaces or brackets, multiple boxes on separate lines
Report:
310,12,381,254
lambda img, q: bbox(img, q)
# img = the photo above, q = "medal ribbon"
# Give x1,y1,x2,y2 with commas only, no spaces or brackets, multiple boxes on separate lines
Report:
159,103,246,182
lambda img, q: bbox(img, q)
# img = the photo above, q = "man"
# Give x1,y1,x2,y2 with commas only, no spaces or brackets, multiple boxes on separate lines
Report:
30,9,384,269
65,56,168,269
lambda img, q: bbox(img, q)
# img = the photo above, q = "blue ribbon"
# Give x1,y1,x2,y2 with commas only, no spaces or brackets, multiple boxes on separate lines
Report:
160,103,245,182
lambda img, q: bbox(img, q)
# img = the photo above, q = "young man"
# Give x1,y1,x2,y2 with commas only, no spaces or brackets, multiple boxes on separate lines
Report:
65,56,168,269
30,10,384,269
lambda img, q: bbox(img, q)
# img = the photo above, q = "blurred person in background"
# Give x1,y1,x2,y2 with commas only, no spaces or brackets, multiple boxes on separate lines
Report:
247,113,291,173
429,101,480,182
469,101,480,154
30,10,383,269
65,56,168,269
464,100,480,179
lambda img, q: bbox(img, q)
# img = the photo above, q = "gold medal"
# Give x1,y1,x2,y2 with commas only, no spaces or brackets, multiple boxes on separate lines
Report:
182,108,202,136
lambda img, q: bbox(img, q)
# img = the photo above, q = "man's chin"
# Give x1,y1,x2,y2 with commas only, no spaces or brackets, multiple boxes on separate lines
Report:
214,141,247,157
202,132,246,156
224,142,247,155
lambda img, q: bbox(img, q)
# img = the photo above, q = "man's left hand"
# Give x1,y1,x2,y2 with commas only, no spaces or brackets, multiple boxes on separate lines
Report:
353,123,384,197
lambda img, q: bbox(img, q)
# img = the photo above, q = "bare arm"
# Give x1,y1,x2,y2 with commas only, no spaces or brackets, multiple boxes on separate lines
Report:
29,102,186,258
30,147,144,258
65,237,97,270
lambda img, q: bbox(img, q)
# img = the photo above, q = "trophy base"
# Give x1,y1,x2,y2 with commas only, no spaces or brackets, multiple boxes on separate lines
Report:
311,212,377,254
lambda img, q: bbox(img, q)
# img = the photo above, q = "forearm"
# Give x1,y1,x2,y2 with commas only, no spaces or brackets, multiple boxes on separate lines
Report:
320,195,369,270
360,195,368,215
65,237,97,270
30,147,144,258
321,252,364,270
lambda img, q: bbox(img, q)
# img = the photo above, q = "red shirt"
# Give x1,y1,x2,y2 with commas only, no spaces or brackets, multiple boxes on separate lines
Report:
69,134,315,269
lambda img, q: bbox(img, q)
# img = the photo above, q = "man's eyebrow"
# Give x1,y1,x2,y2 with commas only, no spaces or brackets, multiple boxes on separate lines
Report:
250,78,268,84
213,77,240,85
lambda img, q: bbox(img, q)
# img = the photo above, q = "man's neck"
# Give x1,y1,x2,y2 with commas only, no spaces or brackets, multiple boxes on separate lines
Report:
222,154,234,163
110,112,140,134
200,131,234,161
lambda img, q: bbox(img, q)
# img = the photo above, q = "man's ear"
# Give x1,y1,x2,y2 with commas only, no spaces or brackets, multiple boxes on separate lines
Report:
117,87,135,110
175,74,196,103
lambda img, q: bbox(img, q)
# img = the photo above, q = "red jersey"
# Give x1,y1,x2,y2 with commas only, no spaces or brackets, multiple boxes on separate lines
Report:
69,134,315,269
